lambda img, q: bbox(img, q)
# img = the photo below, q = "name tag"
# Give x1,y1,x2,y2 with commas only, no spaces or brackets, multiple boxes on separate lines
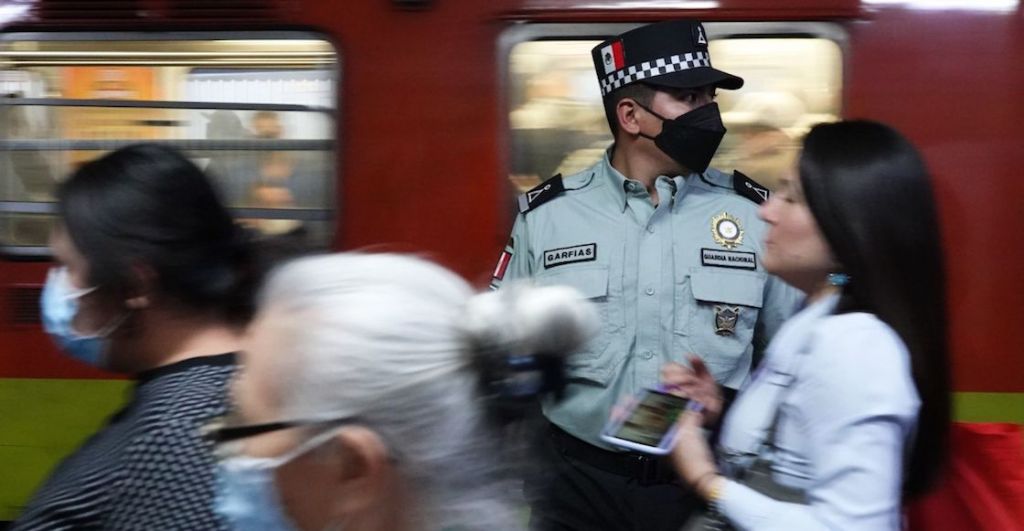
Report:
701,248,756,270
544,243,597,269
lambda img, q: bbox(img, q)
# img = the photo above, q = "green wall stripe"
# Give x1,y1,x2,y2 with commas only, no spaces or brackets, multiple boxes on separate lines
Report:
0,378,131,521
954,392,1024,424
0,378,1020,522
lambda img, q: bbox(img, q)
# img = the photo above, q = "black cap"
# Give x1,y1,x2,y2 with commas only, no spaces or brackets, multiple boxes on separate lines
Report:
592,20,744,98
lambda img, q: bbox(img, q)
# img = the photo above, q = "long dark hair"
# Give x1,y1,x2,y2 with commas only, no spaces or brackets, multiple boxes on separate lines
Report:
57,143,259,326
798,120,951,497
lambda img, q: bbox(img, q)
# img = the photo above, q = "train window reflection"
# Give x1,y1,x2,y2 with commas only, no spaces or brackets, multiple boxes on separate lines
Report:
507,30,842,193
0,34,338,256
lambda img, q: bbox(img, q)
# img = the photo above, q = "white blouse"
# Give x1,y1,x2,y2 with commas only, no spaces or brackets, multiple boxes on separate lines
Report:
716,294,920,530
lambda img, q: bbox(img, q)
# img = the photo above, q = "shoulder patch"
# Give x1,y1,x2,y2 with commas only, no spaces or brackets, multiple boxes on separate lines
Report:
732,170,770,205
518,174,565,214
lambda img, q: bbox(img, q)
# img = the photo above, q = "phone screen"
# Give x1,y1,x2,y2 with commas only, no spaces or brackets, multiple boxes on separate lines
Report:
613,390,689,446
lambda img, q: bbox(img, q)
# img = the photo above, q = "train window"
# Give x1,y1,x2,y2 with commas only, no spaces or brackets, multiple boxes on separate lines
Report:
0,33,338,257
503,23,844,192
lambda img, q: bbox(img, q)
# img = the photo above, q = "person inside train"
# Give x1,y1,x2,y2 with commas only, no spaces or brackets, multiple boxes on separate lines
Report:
206,252,597,531
13,144,265,530
664,120,951,530
204,109,251,204
245,110,327,239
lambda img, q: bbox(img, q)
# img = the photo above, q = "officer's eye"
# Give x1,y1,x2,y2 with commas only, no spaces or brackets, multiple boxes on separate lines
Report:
684,90,716,103
668,90,696,103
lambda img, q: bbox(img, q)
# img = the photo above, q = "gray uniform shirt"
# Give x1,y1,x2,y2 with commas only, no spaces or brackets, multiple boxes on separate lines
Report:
494,151,801,449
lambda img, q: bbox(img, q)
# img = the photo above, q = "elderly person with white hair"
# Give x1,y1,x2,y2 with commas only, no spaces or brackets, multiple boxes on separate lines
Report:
205,252,597,531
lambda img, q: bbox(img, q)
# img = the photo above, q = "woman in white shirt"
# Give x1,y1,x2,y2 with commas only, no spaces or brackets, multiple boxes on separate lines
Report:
666,120,951,530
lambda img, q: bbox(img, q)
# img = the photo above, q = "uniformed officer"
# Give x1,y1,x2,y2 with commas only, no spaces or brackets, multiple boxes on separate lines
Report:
490,20,802,531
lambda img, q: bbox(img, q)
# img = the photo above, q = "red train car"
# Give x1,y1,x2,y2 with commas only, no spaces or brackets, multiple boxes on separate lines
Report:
0,0,1021,521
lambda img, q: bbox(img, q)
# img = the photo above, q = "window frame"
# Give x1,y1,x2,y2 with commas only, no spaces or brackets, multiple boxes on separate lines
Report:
0,30,342,259
497,21,849,201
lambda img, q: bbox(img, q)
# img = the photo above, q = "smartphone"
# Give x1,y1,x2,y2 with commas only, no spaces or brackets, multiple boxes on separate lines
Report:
600,388,689,455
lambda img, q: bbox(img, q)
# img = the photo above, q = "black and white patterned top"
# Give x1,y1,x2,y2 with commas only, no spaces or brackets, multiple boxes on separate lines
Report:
12,354,236,531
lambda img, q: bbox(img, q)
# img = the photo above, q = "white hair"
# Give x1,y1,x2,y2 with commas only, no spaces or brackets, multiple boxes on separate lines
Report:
257,252,597,529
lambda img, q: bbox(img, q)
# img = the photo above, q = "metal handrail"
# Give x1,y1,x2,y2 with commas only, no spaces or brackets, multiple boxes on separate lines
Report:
1,97,335,114
0,139,334,151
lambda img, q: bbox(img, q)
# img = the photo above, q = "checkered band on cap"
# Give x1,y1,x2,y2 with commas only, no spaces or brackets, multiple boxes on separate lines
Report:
599,51,711,96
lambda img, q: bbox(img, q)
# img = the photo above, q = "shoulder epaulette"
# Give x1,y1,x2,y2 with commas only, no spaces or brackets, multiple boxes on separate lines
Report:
518,174,565,214
732,170,770,205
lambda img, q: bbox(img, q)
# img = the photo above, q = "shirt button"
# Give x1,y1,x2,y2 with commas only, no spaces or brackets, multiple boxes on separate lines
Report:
647,226,655,234
645,287,655,296
641,351,654,360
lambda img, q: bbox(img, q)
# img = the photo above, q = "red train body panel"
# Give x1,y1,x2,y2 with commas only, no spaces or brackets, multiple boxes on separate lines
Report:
2,0,1020,392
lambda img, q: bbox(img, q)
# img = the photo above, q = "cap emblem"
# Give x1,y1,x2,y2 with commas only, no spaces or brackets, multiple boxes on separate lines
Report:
694,24,708,46
600,41,625,74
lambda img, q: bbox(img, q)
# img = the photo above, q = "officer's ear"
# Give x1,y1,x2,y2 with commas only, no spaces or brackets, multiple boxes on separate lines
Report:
615,98,644,137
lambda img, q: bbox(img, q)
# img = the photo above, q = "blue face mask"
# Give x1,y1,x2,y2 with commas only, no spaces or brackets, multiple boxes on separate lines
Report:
215,431,340,531
39,267,124,367
215,455,302,531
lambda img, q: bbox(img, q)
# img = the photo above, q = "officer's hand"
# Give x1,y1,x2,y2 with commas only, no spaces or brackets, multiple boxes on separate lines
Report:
671,408,719,496
660,356,723,426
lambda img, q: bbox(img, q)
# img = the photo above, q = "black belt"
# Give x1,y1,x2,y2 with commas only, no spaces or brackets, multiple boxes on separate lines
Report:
548,424,679,486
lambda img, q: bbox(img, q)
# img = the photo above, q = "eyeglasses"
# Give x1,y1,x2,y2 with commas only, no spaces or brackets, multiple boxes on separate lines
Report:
201,413,362,447
202,411,402,464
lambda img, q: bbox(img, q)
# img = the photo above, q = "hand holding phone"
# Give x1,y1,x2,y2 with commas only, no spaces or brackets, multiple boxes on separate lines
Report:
600,388,690,455
661,356,722,425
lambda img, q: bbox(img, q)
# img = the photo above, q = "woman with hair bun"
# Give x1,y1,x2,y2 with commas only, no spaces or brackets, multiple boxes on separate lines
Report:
207,252,597,531
14,144,264,530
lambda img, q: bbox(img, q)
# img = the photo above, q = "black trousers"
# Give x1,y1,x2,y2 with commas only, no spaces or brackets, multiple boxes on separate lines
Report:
526,426,702,531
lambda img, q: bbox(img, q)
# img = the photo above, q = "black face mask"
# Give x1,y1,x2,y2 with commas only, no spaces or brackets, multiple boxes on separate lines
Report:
637,101,727,174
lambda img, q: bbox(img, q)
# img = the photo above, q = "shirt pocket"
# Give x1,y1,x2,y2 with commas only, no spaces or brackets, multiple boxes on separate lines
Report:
535,264,624,386
677,269,765,384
